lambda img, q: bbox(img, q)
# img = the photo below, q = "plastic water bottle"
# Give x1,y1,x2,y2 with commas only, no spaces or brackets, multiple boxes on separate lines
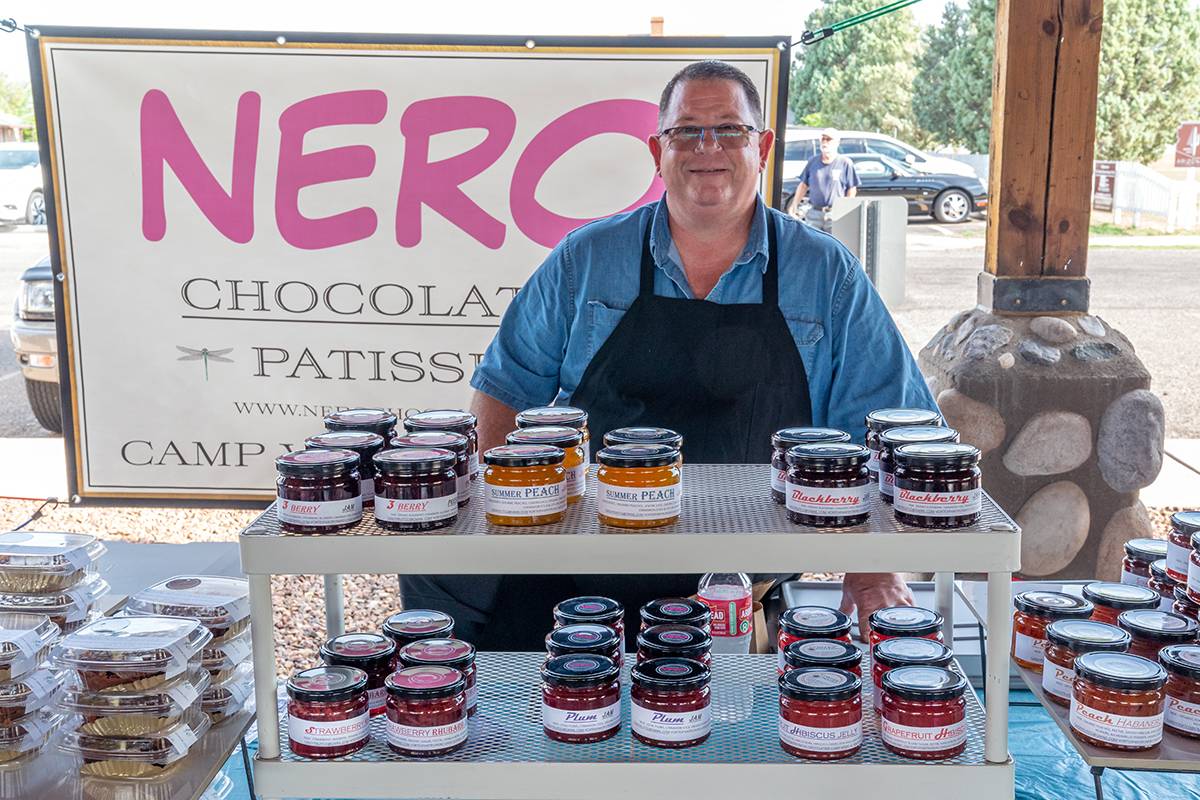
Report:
698,572,753,654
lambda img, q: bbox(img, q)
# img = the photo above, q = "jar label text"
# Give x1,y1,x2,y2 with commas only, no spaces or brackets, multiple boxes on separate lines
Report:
542,699,620,735
1187,560,1200,599
565,463,586,498
1013,631,1045,665
288,711,369,748
785,482,869,518
894,487,982,518
367,686,387,712
456,473,471,498
1041,662,1074,700
1167,540,1191,580
1166,695,1200,735
1070,699,1163,748
597,480,682,521
779,716,862,753
361,478,375,504
700,592,753,638
375,493,457,523
385,716,468,751
867,447,881,473
880,716,967,752
277,496,363,527
770,465,786,494
1120,568,1150,589
879,468,895,497
484,480,567,517
469,452,480,478
631,702,711,742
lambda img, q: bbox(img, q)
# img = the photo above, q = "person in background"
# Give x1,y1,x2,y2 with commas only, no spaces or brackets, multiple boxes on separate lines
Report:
789,128,861,232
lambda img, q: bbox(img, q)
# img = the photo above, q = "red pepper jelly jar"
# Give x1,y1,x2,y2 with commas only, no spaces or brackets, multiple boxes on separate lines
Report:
324,408,398,439
640,598,711,633
286,665,370,759
403,410,479,481
1011,590,1094,671
1150,560,1181,611
865,408,942,475
1069,652,1166,751
868,606,944,647
1168,511,1200,583
1117,609,1198,662
878,426,959,505
1122,538,1168,588
1041,619,1130,707
770,428,851,505
871,636,953,711
1083,582,1160,626
275,449,363,534
382,610,455,667
892,442,982,529
554,597,625,648
384,666,468,757
390,431,471,507
779,667,863,760
546,624,622,666
372,448,458,533
784,639,863,677
784,443,871,527
880,666,968,760
1159,644,1200,738
630,658,712,749
319,632,397,717
304,431,385,508
541,654,621,744
778,606,852,674
637,625,712,667
397,638,478,716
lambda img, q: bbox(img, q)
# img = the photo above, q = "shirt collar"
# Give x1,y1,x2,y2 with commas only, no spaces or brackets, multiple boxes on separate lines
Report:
650,194,770,278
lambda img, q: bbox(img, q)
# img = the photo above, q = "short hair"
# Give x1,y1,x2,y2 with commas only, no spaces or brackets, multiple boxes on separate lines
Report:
657,60,765,130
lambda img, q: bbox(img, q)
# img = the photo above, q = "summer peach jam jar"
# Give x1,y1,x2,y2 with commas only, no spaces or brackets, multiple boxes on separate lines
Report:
877,425,959,505
784,443,871,527
1069,651,1166,751
769,427,850,504
507,426,586,504
1159,644,1200,738
1167,510,1200,583
482,444,566,526
403,409,479,480
390,431,471,507
630,657,712,749
865,408,942,476
274,449,362,534
384,665,468,757
516,406,591,463
1011,590,1094,671
1082,582,1160,626
892,443,982,529
778,667,863,760
596,444,682,529
1041,619,1130,707
304,430,385,508
879,666,968,760
541,654,621,743
603,427,684,463
285,665,370,759
1121,537,1168,588
372,448,458,532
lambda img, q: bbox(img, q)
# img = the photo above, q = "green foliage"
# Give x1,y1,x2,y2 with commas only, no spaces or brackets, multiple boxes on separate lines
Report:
0,73,34,140
911,0,994,152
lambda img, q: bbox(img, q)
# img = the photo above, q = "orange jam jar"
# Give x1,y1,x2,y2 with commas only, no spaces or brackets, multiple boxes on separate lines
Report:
1082,582,1160,626
1160,644,1200,738
1011,591,1094,671
482,445,566,526
516,406,591,463
595,444,682,529
1116,609,1198,662
507,426,586,504
1041,619,1130,707
603,428,684,464
1069,652,1166,751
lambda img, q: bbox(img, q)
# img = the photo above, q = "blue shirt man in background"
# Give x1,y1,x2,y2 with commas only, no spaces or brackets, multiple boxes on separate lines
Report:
791,128,861,231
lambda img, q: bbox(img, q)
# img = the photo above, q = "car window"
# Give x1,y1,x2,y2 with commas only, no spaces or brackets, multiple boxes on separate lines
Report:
853,159,890,177
864,139,912,162
838,138,868,154
784,139,817,161
0,150,38,169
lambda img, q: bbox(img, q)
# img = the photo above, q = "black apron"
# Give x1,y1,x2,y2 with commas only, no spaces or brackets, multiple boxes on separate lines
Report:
401,209,813,650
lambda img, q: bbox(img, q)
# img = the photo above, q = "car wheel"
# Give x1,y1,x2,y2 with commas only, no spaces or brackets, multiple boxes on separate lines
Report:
24,378,62,433
25,190,45,226
932,189,971,223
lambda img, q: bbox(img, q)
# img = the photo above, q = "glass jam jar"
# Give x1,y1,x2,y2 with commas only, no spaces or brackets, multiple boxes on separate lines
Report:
783,639,863,677
868,606,944,647
373,448,458,532
546,624,622,666
508,426,586,504
404,410,479,480
1041,619,1130,707
286,665,370,759
769,428,851,505
390,431,471,507
384,665,468,757
779,667,863,760
1168,511,1200,583
1070,652,1166,751
603,427,684,465
778,606,853,674
784,443,871,527
871,636,953,711
275,449,362,534
596,444,682,529
880,666,967,760
304,431,386,508
637,625,712,667
1011,590,1094,671
1117,609,1198,662
877,426,959,505
397,638,478,716
324,408,398,439
1159,644,1200,738
554,597,625,646
1083,582,1160,626
541,654,620,743
892,442,982,528
1150,560,1181,611
319,632,397,717
382,610,455,667
865,408,942,475
640,598,711,633
1188,531,1200,606
630,657,711,749
1122,538,1169,588
1176,586,1200,622
482,444,566,526
517,406,591,463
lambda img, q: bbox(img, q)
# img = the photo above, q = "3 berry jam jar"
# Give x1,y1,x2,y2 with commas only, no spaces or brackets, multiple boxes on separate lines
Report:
397,638,479,716
382,610,454,667
508,426,587,503
373,448,458,532
541,654,621,744
1122,538,1169,588
275,450,362,534
596,444,682,529
286,665,370,759
892,443,982,529
1069,652,1166,751
640,598,711,633
1041,619,1130,707
871,637,953,711
637,625,712,667
868,606,944,647
1168,511,1200,583
516,406,591,463
1011,590,1094,671
554,597,625,646
1150,560,1181,611
546,624,622,666
390,431,471,507
482,445,566,526
778,667,863,760
865,408,942,475
879,666,968,760
630,658,712,749
778,607,853,673
403,410,479,480
384,666,468,757
304,431,385,508
319,632,397,717
1083,582,1160,626
877,426,959,505
784,443,871,527
784,639,863,677
769,428,850,504
324,408,398,439
1159,644,1200,738
1117,609,1198,662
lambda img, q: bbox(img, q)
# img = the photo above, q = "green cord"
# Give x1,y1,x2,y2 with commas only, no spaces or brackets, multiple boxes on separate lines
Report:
801,0,925,45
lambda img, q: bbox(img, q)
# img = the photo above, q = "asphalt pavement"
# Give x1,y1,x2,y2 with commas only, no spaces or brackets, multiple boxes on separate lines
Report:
0,226,55,439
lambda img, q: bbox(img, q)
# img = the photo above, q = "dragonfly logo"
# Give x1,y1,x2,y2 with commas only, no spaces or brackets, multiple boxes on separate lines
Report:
176,346,233,381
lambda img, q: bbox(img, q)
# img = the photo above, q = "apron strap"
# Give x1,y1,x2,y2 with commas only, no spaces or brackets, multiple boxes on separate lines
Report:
762,214,779,307
638,217,656,298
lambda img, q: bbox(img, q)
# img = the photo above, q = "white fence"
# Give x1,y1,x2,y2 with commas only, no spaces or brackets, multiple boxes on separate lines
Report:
1108,161,1199,232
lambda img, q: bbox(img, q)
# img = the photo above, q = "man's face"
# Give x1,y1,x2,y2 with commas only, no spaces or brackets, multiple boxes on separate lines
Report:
820,135,838,160
648,79,774,214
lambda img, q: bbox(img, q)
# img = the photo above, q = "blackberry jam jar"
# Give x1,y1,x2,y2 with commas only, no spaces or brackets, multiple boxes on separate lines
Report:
517,406,591,464
1041,619,1130,707
373,448,458,532
868,606,944,647
546,624,622,666
324,408,398,439
403,410,479,480
1070,652,1166,751
769,428,850,504
637,625,712,667
1122,538,1169,588
275,449,362,534
871,637,953,711
382,610,455,666
1117,609,1198,662
390,431,471,507
596,444,682,529
877,426,959,504
1168,511,1200,583
482,445,566,526
384,666,468,757
541,655,620,743
778,667,863,760
397,638,478,716
508,426,587,503
1150,560,1181,611
1011,591,1094,671
880,666,968,760
304,431,385,508
640,598,711,633
1160,644,1200,738
784,443,871,527
286,666,370,759
319,632,397,717
778,607,852,674
892,443,982,529
554,597,625,646
630,658,711,749
784,639,863,677
1083,582,1160,626
865,408,942,475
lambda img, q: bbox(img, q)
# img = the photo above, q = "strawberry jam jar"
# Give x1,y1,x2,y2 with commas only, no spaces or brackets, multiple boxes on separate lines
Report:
275,449,363,534
1122,538,1168,588
1083,582,1160,626
286,665,370,759
554,597,624,648
778,606,853,674
319,632,397,717
1011,590,1094,671
892,443,982,529
880,666,968,760
630,658,711,748
1041,619,1130,707
784,443,871,527
384,665,468,757
784,639,863,677
640,598,711,633
778,667,862,760
382,610,454,667
1070,652,1166,751
304,430,385,508
637,625,712,667
865,408,942,475
1150,560,1181,611
871,636,953,711
877,425,959,504
324,408,398,439
397,638,478,716
770,427,850,504
1117,609,1198,662
1168,511,1200,583
868,606,944,647
1159,644,1200,738
390,431,472,507
546,624,622,666
373,448,458,532
541,654,621,743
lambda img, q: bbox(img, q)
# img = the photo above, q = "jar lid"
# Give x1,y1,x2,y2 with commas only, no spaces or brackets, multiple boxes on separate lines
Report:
879,425,960,449
785,442,870,469
276,448,359,477
783,639,863,671
865,408,941,432
320,632,396,667
287,665,368,703
397,638,476,670
1124,538,1168,562
383,609,454,641
385,665,466,699
1073,651,1167,691
1159,644,1200,680
507,425,584,449
871,637,953,668
1045,619,1131,653
1175,585,1200,609
631,657,711,691
637,624,712,656
516,406,588,430
880,665,967,701
390,431,469,456
1150,559,1175,585
779,667,861,702
482,444,565,467
771,427,851,449
893,442,981,469
1082,582,1160,611
1172,511,1200,535
304,431,385,458
602,427,683,449
596,443,679,468
541,654,619,688
1013,591,1094,619
640,598,711,629
546,624,620,654
403,409,476,435
1118,609,1199,643
779,606,853,639
554,596,623,626
374,447,457,476
324,408,397,436
868,606,943,638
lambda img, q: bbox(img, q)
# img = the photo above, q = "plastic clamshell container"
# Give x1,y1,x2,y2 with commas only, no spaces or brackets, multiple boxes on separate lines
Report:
202,663,252,724
0,710,64,763
61,706,212,778
0,576,110,628
124,576,250,641
0,667,64,723
61,669,210,726
0,613,60,682
0,532,106,593
54,616,213,687
201,627,252,674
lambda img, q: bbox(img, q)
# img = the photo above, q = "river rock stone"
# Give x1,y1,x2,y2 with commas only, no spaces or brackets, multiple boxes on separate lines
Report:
1079,315,1106,337
936,388,1006,455
1072,342,1120,362
1030,316,1078,344
964,325,1012,361
998,352,1016,369
1002,412,1093,476
1017,481,1091,576
1018,339,1061,366
1094,502,1157,582
1097,390,1165,492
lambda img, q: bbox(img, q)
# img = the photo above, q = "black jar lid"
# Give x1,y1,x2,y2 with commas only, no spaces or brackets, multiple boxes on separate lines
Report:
1073,651,1167,691
541,654,619,688
1172,511,1200,535
385,665,467,700
1159,644,1200,680
893,442,981,469
320,632,396,669
1013,591,1094,619
546,624,620,654
784,442,871,469
779,667,861,703
596,443,679,468
305,431,386,459
482,444,564,467
771,427,851,450
866,408,941,433
276,448,360,478
784,639,863,671
1118,609,1199,643
638,625,712,657
779,606,853,639
1175,586,1200,610
869,606,943,638
1150,560,1176,585
871,637,953,668
507,426,584,450
390,431,468,456
516,406,588,430
324,408,397,436
602,427,683,449
287,665,368,703
641,598,711,629
631,657,711,691
1045,619,1131,653
397,638,476,670
1082,582,1160,611
403,409,477,435
1192,531,1200,552
881,666,966,701
383,609,455,641
1124,538,1168,562
374,448,457,476
554,596,623,626
879,425,960,450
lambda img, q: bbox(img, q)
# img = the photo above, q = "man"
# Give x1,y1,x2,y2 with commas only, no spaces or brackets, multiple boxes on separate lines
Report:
790,128,861,232
400,61,936,650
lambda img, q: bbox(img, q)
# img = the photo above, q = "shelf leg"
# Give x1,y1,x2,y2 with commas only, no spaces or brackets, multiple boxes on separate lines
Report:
1091,766,1105,800
249,573,281,761
984,571,1011,764
324,573,345,637
934,571,954,649
239,735,255,799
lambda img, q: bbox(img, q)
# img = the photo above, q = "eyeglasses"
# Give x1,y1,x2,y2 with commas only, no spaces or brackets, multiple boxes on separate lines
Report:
657,124,760,151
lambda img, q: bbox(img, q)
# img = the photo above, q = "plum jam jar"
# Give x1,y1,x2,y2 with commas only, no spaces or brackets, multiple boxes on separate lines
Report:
1150,560,1181,611
517,406,591,463
390,431,471,507
1159,644,1200,738
769,428,850,504
1168,511,1200,583
630,658,711,749
286,665,370,759
779,667,863,760
483,445,566,526
1083,582,1160,626
324,408,398,439
893,443,982,528
1041,619,1130,707
784,639,863,677
304,431,386,508
637,625,712,667
384,665,468,757
868,606,944,647
554,597,625,647
1011,591,1094,671
382,610,454,667
541,654,621,743
880,666,968,760
1117,609,1198,662
1070,652,1166,751
871,637,953,711
397,638,478,717
784,443,871,527
319,632,397,717
508,426,587,504
403,410,479,480
1122,538,1169,588
778,607,852,674
1176,586,1200,622
865,408,942,476
546,624,622,666
596,444,682,529
373,448,458,532
877,426,959,505
640,598,711,633
275,449,362,534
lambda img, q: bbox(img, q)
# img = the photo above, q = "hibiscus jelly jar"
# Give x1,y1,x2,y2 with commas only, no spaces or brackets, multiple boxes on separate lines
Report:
871,636,953,711
1070,652,1166,751
637,625,712,668
769,427,850,504
324,408,398,440
779,667,863,760
483,445,566,526
878,425,959,505
640,598,711,633
777,606,852,674
784,639,863,678
390,431,471,507
546,624,622,666
404,410,479,480
868,606,944,647
286,665,370,759
541,654,621,744
384,666,468,757
865,408,942,476
1083,582,1160,626
554,597,625,646
382,610,455,668
596,444,682,529
1168,511,1200,583
304,431,386,508
1011,590,1094,671
1122,538,1169,588
1150,560,1181,611
1159,644,1200,738
507,426,587,504
275,449,363,534
517,406,591,463
373,448,458,533
784,443,871,527
1041,619,1131,707
397,638,478,717
1117,609,1198,662
880,666,968,760
893,443,982,529
630,657,711,749
319,632,396,717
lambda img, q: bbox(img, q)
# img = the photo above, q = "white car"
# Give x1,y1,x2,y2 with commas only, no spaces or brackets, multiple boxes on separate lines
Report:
782,127,978,181
0,143,44,225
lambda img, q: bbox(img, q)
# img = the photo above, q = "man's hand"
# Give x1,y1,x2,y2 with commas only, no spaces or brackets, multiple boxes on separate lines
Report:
839,572,915,642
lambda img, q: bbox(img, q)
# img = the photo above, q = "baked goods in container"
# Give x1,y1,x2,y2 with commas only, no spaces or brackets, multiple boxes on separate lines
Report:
201,663,251,725
0,531,105,593
53,616,211,693
61,669,209,737
0,666,63,723
61,706,211,778
0,710,63,763
0,612,59,682
123,576,249,644
0,576,109,632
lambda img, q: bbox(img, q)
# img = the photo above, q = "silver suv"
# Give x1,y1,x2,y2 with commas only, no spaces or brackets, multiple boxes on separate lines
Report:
10,256,60,432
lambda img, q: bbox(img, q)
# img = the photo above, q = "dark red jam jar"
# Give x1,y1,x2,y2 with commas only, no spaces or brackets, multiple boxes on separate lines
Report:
784,443,871,527
546,624,622,666
877,426,959,505
324,408,398,439
372,448,458,532
1150,560,1181,611
403,410,479,480
630,658,711,749
1041,619,1130,707
1122,538,1169,588
1117,609,1199,662
871,636,953,711
384,666,468,757
1083,582,1160,626
390,431,471,506
640,598,711,633
784,639,863,677
1176,586,1200,622
286,665,370,759
769,428,851,504
1070,652,1166,751
397,638,478,716
868,606,944,647
778,606,853,674
1159,644,1200,738
1168,511,1200,583
275,449,363,534
305,431,386,508
541,655,621,744
880,666,968,760
554,597,625,648
779,667,863,760
382,610,455,667
1011,591,1094,671
637,625,712,667
892,442,982,529
319,632,397,717
865,408,942,475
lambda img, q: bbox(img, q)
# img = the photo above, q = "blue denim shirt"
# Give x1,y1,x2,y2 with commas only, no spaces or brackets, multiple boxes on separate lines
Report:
470,196,937,441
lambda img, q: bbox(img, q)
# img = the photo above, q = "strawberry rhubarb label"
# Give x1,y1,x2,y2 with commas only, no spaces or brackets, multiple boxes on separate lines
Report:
785,482,869,517
894,487,981,518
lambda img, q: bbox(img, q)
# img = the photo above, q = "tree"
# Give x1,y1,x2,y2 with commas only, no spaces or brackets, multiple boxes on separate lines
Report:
912,0,995,153
913,3,966,148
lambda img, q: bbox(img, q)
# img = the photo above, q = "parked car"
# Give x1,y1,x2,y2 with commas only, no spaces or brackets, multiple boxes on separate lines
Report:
783,153,988,224
782,127,978,181
0,143,44,225
10,256,60,432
